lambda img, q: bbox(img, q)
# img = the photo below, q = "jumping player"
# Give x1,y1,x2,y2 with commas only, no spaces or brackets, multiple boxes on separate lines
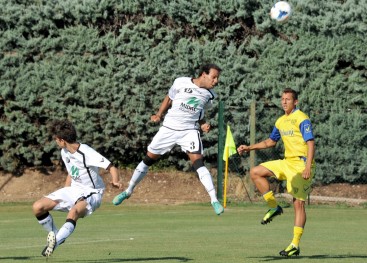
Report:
112,63,224,215
237,88,315,256
32,119,122,257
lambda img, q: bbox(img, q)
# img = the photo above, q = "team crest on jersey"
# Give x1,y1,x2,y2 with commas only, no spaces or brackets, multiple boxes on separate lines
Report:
304,123,311,133
179,97,200,113
70,165,80,179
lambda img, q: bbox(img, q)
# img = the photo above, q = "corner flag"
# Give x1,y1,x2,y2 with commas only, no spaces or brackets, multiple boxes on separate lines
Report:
222,124,236,208
223,125,237,161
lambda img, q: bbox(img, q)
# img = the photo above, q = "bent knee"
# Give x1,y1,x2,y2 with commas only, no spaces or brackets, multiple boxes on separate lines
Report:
32,200,45,215
250,166,269,180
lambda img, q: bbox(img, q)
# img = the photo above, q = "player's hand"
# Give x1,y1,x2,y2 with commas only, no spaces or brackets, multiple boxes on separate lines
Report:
302,168,311,180
237,145,250,155
150,114,161,123
201,123,211,133
111,181,123,189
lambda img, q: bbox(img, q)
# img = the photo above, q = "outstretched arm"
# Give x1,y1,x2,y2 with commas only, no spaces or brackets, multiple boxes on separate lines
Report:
237,138,277,155
107,164,123,189
151,95,172,123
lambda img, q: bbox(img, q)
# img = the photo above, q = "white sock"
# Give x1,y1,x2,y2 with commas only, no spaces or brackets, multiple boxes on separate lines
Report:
196,166,218,203
55,221,75,248
38,213,58,234
126,161,149,194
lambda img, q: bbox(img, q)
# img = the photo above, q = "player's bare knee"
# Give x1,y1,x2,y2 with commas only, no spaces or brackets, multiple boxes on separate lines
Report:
32,200,44,215
250,166,261,180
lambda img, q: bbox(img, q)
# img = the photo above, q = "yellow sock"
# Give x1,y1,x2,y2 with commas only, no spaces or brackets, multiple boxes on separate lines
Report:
291,226,304,247
263,191,277,208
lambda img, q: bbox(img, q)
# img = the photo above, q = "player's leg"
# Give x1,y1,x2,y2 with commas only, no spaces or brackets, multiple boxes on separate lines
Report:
127,152,160,194
250,163,283,224
279,198,304,256
279,158,312,256
55,199,88,248
112,152,160,205
188,153,223,215
32,197,59,233
113,127,174,205
43,198,90,257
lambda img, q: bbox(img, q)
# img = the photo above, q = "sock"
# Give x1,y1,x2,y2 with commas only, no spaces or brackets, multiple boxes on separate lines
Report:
291,226,304,247
196,166,218,203
126,161,149,194
36,212,58,234
263,191,278,208
55,219,76,248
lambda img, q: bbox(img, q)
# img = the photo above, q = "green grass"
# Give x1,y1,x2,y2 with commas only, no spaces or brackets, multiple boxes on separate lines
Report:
0,202,366,263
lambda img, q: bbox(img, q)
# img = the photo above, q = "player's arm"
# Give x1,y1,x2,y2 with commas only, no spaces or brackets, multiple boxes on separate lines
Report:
151,95,172,123
300,119,315,179
107,164,122,189
65,174,72,187
237,138,277,155
302,139,315,179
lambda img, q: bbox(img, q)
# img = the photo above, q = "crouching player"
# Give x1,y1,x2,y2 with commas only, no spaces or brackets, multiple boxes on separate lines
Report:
32,119,122,257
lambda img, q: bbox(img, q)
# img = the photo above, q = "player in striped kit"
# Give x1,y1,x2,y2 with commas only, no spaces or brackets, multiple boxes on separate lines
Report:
113,63,224,215
32,120,122,257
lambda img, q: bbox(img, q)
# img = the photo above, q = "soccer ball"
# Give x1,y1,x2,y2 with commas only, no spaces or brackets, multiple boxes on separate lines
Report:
270,1,292,22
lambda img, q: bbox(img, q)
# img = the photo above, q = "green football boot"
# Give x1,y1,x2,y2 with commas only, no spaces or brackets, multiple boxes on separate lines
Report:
112,191,131,205
279,244,300,257
261,205,283,224
212,201,224,215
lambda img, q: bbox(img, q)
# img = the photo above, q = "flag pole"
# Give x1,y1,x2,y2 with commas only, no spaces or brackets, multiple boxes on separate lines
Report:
223,146,229,208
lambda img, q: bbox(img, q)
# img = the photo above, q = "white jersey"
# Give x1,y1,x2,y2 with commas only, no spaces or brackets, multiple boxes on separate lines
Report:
61,143,111,191
163,77,217,131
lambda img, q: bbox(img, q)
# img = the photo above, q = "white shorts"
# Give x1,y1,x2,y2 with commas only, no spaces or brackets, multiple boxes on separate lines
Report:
46,186,103,216
148,126,203,155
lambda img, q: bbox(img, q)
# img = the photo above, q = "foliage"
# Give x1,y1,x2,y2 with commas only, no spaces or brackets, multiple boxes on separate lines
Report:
0,0,366,183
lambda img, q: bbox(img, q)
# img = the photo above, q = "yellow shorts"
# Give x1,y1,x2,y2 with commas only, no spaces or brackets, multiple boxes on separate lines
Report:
260,157,315,201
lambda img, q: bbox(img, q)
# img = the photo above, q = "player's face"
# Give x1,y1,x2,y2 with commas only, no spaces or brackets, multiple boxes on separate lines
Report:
202,68,220,89
54,136,66,148
281,92,298,115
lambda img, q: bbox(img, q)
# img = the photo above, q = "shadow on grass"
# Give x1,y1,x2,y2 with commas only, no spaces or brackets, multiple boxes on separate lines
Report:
0,256,192,262
77,257,191,262
0,257,35,261
252,254,367,261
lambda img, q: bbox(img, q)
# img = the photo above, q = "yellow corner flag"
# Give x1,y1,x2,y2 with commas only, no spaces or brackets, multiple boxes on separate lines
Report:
222,125,236,208
223,125,237,161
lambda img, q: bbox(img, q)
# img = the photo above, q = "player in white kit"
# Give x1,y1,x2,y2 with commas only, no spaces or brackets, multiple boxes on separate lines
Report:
113,63,224,215
32,120,122,257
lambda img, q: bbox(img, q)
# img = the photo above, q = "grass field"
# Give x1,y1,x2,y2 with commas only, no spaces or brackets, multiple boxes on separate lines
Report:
0,202,366,263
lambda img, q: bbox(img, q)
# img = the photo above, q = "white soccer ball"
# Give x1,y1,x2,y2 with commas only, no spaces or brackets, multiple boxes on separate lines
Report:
270,1,292,22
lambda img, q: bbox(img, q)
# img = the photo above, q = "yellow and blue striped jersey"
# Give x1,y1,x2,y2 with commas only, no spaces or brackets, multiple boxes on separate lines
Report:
269,109,314,158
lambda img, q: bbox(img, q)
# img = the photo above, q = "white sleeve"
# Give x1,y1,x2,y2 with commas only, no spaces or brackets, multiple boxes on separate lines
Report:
84,146,111,170
168,79,179,100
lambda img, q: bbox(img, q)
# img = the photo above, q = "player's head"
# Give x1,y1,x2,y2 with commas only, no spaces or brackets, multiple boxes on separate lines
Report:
49,119,77,146
282,88,298,100
281,88,298,114
197,63,222,89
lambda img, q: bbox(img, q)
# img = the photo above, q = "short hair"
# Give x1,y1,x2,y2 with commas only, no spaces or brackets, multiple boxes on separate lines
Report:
282,88,298,100
198,63,222,76
49,119,77,143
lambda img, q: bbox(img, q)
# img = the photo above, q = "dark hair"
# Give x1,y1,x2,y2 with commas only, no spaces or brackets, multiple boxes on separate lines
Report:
198,63,222,76
283,88,298,100
49,119,77,143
